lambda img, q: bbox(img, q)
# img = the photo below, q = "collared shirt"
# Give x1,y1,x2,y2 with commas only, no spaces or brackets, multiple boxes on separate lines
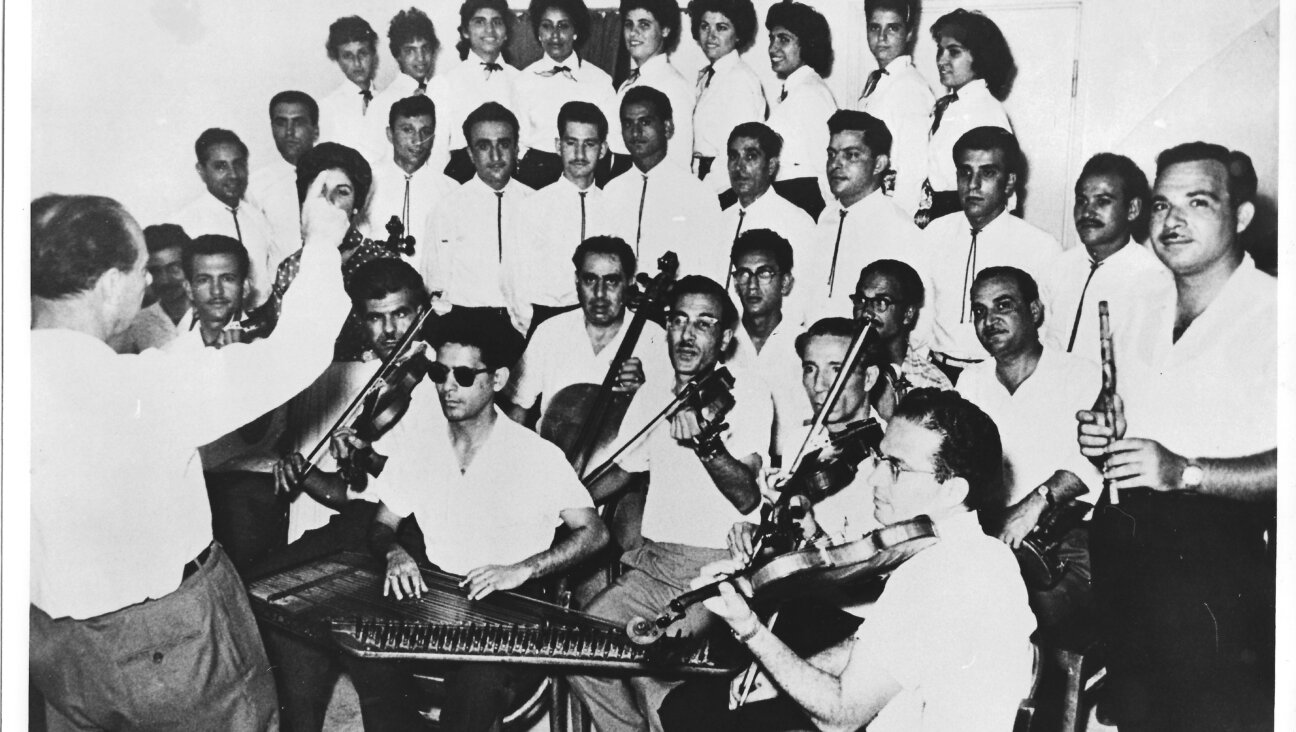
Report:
514,175,615,309
722,189,818,324
515,53,618,154
173,193,285,308
1117,255,1276,459
1042,241,1173,365
31,235,349,620
117,301,183,353
856,56,935,216
318,79,389,164
616,369,772,548
602,160,727,280
377,407,593,575
857,510,1035,732
766,65,838,182
957,347,1103,505
727,318,807,462
362,155,457,252
613,53,695,171
923,210,1061,361
692,50,765,190
425,176,534,315
427,50,521,160
925,78,1011,193
247,156,302,255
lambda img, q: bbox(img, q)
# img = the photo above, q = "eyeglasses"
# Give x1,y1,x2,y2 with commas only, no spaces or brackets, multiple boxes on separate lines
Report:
849,294,897,313
873,454,938,483
731,267,781,286
427,362,492,387
665,313,720,336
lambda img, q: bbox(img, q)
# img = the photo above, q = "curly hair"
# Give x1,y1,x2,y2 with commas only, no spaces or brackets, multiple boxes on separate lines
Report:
688,0,759,53
765,1,834,77
621,0,683,54
326,16,378,60
528,0,592,50
457,0,514,61
892,387,1004,511
930,9,1016,100
295,142,373,209
388,7,439,59
32,195,139,299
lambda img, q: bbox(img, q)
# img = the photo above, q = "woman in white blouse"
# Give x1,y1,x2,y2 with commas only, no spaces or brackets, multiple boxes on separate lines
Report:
610,0,695,176
917,9,1016,227
763,1,837,219
687,0,765,193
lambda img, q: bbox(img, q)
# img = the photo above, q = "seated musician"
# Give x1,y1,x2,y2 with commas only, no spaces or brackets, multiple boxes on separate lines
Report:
956,266,1101,648
568,275,772,732
694,388,1037,731
275,308,608,732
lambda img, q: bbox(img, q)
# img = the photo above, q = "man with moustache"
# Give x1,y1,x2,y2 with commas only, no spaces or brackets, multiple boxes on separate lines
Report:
116,224,193,353
319,16,387,162
249,91,320,251
370,8,439,119
1076,143,1275,730
362,94,455,249
569,275,773,732
1043,153,1172,365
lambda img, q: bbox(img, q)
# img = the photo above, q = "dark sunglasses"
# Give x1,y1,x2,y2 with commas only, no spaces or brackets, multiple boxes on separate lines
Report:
427,362,492,387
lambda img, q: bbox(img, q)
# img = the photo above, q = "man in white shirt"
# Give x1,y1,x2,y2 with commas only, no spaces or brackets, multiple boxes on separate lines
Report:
804,110,927,324
696,388,1035,732
116,224,192,353
318,16,387,162
362,94,455,251
426,102,535,334
248,91,319,253
1076,143,1275,731
569,275,772,732
1044,153,1173,364
924,127,1060,382
174,128,284,309
856,0,934,217
957,266,1100,647
370,7,438,121
603,86,727,281
29,181,351,730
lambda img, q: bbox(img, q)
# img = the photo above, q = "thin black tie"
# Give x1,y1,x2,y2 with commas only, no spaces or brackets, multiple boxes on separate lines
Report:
229,207,243,245
402,175,413,234
495,191,504,262
622,67,641,91
960,227,981,323
724,209,746,290
827,209,847,297
1066,258,1103,351
860,68,887,100
578,190,587,244
634,174,648,256
360,87,373,114
697,65,716,96
931,91,958,134
778,84,788,103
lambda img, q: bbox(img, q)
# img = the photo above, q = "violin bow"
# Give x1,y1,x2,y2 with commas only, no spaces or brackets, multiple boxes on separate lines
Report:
785,321,874,477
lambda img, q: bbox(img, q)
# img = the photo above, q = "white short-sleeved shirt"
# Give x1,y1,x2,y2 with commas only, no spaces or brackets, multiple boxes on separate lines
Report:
856,56,935,216
172,193,285,308
766,65,838,183
615,368,771,548
513,176,617,309
692,50,766,190
613,53,695,171
957,347,1103,505
857,511,1036,732
924,210,1061,361
602,160,727,280
925,79,1012,193
377,406,593,574
515,53,618,155
247,157,302,256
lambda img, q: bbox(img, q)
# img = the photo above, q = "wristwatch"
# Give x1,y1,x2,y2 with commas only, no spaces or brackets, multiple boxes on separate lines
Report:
1180,460,1205,491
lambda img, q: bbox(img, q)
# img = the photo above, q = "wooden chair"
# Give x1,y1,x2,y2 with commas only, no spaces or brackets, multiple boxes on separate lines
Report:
1015,642,1106,732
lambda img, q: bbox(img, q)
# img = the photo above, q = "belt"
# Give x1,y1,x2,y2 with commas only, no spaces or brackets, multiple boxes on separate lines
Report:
930,351,983,367
182,543,216,580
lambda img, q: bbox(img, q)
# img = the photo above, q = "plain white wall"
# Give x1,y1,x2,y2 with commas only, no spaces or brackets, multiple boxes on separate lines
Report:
32,0,1280,242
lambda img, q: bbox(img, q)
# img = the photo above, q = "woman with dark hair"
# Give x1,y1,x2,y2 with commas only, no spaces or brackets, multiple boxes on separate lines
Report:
514,0,618,188
763,1,837,219
917,8,1016,226
610,0,695,172
688,0,765,192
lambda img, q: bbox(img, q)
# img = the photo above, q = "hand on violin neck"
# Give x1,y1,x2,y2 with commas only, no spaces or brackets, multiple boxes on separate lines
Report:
694,558,758,629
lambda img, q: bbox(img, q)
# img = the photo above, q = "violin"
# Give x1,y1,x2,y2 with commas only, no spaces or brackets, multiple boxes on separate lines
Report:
626,516,939,644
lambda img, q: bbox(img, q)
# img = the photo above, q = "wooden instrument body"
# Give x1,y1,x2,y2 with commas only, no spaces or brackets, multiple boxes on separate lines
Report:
1014,501,1091,590
540,384,632,469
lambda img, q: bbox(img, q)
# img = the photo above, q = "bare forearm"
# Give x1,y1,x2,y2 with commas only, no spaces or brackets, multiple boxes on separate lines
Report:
1195,449,1277,502
740,624,854,731
518,523,609,580
700,451,760,514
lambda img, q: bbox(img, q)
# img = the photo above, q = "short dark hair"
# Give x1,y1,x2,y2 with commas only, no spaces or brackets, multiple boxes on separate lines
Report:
621,85,673,122
670,275,738,330
953,126,1021,177
892,387,1003,512
143,224,192,256
31,195,139,299
793,316,857,359
428,308,525,370
573,235,637,276
765,1,834,77
388,7,439,58
930,9,1016,100
529,0,592,50
269,91,320,127
828,109,892,158
463,101,520,144
327,16,379,59
858,258,924,307
728,122,783,159
558,101,609,141
865,0,916,25
1155,141,1258,208
688,0,759,53
1077,153,1151,242
389,94,437,130
183,234,250,281
730,228,793,272
457,0,514,60
194,128,248,165
295,142,373,208
971,265,1039,306
346,257,429,308
621,0,683,54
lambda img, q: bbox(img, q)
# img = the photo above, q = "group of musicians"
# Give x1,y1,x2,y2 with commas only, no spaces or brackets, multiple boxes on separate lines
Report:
30,0,1276,731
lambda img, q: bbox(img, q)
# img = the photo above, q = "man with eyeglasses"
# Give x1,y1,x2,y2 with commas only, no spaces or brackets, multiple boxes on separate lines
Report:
570,275,773,732
692,388,1035,732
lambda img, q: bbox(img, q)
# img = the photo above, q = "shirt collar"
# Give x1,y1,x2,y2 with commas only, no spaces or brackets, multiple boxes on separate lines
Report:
469,174,515,195
710,49,742,73
931,509,984,539
884,54,915,72
469,49,502,67
784,64,818,89
636,53,671,75
953,77,991,98
837,187,888,214
559,173,598,194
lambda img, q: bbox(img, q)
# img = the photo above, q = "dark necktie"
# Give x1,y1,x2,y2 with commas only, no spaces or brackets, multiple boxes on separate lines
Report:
931,91,958,135
360,87,373,113
483,61,503,77
1066,258,1103,351
724,209,747,290
495,191,504,261
578,190,588,243
634,175,649,255
416,80,427,94
778,85,788,103
229,207,243,245
960,227,981,323
552,65,572,75
697,65,716,93
402,175,413,233
827,209,847,296
860,68,887,100
623,67,641,90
